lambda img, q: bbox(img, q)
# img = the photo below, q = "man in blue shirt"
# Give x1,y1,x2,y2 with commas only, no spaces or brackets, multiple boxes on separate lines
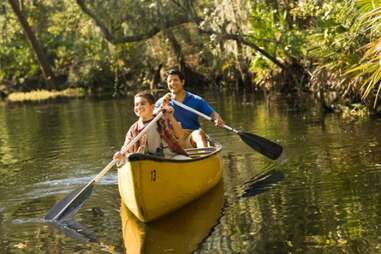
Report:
155,68,225,148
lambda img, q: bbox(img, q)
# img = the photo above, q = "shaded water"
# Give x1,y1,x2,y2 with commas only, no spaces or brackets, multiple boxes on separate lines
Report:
1,92,381,253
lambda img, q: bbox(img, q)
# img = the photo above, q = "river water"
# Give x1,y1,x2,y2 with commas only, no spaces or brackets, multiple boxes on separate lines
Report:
0,91,380,253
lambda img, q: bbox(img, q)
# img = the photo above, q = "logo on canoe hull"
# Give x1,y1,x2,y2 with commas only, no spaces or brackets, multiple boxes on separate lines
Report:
150,169,157,182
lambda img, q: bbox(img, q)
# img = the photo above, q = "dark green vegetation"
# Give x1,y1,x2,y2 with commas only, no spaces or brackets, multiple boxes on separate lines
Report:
1,0,381,111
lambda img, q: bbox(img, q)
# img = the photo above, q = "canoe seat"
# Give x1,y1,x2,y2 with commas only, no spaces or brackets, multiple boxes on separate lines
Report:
185,147,217,158
171,154,192,160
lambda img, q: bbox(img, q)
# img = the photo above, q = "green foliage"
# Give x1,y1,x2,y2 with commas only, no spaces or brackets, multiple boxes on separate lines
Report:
346,0,381,107
246,0,373,104
250,2,305,59
1,0,380,110
338,103,369,118
248,1,362,71
307,1,364,71
247,1,308,82
0,0,154,91
0,3,38,83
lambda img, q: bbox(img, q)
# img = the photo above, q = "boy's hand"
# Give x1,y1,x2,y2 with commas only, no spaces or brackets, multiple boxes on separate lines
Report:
113,151,124,161
161,105,174,119
162,105,174,113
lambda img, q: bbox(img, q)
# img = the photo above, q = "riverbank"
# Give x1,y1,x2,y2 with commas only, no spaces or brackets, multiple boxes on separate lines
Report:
3,86,379,120
5,88,86,102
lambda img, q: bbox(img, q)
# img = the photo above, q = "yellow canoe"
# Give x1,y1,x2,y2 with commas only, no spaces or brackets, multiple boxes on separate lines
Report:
117,145,223,222
120,180,224,254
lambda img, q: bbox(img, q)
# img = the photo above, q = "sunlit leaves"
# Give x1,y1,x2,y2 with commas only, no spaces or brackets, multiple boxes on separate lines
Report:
247,1,307,80
307,1,362,69
346,0,381,107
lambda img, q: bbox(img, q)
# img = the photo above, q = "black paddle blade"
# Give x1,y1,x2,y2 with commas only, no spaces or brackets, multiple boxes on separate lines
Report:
239,132,283,160
45,182,94,221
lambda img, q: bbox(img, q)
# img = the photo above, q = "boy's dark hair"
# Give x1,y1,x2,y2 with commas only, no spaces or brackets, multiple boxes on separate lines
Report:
166,68,184,81
135,91,155,104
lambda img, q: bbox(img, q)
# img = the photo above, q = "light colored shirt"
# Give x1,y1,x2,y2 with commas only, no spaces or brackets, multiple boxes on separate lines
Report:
144,122,176,157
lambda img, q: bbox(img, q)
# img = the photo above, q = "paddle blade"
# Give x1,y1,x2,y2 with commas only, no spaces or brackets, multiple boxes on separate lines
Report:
239,132,283,160
45,182,94,221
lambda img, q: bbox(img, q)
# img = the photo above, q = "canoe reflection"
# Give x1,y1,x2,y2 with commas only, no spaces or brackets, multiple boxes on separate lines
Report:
120,180,224,254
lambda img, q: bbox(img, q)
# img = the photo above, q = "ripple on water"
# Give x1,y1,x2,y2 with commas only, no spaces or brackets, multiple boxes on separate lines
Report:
29,173,118,199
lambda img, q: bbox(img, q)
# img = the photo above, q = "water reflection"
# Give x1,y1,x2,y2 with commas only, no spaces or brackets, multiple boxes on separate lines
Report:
121,181,224,254
240,169,285,198
47,220,97,243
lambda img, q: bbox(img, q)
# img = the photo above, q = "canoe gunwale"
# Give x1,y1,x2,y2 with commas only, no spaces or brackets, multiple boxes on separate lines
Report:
126,143,222,163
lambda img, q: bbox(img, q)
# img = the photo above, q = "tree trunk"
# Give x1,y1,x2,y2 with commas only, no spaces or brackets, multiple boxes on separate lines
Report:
164,30,186,68
236,41,254,93
150,64,163,90
164,29,208,88
8,0,54,87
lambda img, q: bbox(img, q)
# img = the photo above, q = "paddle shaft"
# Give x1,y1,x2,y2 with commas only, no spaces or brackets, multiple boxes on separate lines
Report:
50,112,164,221
172,99,283,160
172,100,239,133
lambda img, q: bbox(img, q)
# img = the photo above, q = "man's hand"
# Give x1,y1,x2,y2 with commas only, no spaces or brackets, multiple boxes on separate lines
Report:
162,105,174,113
161,93,175,117
211,112,225,128
162,93,172,106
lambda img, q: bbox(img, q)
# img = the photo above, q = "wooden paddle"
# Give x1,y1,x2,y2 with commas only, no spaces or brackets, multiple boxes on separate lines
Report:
45,112,164,221
172,100,283,160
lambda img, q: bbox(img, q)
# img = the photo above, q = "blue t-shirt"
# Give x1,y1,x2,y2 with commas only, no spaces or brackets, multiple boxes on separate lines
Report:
155,91,214,130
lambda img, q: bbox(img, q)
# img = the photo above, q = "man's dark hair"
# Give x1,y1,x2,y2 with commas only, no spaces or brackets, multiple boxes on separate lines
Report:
166,68,184,81
135,91,155,104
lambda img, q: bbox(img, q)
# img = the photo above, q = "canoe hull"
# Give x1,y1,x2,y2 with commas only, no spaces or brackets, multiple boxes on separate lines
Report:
118,146,223,222
121,180,224,254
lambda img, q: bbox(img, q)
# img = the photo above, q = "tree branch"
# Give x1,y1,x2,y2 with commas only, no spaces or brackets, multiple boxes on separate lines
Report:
75,0,190,44
220,33,287,70
181,0,287,70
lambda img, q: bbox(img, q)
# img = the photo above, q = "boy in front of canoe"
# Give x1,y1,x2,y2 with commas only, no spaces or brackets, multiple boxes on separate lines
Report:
113,91,188,161
155,68,225,148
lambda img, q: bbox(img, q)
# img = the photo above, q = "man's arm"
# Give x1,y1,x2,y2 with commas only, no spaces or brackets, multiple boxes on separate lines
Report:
195,95,225,128
167,113,186,139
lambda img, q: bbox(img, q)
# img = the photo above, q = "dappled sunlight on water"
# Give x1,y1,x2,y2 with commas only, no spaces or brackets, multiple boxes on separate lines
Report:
1,92,381,253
